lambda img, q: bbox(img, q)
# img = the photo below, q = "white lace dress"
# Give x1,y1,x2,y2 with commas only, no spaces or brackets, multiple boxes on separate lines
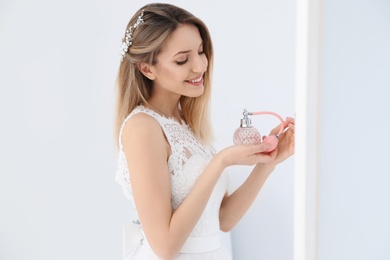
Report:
115,105,232,260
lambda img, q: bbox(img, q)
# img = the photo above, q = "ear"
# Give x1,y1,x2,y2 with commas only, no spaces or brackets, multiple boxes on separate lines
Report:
138,62,156,80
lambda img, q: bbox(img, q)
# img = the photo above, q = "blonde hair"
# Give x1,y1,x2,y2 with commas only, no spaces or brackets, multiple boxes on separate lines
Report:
115,3,214,145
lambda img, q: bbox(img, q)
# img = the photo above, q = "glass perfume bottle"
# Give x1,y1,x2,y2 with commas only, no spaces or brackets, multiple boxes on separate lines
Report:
233,109,262,145
233,109,284,152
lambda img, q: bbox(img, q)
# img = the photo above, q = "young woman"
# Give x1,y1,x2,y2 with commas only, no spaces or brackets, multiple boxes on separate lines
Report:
115,3,295,259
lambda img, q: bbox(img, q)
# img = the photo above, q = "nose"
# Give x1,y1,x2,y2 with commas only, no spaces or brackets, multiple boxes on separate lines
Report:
192,54,208,73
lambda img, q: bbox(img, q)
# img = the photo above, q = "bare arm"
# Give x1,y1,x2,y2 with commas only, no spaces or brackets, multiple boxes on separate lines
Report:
122,113,274,259
219,117,295,231
219,163,275,231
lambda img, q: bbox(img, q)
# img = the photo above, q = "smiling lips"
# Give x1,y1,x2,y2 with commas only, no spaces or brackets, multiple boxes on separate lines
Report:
185,75,204,86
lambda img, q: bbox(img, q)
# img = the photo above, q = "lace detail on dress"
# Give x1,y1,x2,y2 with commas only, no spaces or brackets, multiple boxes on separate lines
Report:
115,105,228,237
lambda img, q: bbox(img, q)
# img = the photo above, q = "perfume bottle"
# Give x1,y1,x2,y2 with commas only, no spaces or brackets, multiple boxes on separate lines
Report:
233,109,262,145
233,109,284,152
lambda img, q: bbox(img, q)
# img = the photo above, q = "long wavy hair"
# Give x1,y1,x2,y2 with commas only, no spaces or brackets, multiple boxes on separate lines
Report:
114,3,214,145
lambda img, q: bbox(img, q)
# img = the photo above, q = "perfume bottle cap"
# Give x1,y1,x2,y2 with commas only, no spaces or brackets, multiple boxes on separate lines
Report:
240,117,252,128
240,108,252,128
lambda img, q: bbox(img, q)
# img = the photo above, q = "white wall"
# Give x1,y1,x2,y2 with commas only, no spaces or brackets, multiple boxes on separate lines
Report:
211,1,295,259
318,1,390,259
0,0,295,259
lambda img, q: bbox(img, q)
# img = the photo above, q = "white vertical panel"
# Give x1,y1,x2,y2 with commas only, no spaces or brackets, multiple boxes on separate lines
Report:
294,0,322,259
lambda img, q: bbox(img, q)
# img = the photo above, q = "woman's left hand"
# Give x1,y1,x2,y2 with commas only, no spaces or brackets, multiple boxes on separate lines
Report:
263,117,295,165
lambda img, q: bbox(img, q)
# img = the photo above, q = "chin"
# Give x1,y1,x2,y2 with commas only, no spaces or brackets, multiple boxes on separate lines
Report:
189,87,205,98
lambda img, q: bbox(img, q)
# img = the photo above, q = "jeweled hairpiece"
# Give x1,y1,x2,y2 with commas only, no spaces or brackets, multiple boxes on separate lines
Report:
121,10,144,60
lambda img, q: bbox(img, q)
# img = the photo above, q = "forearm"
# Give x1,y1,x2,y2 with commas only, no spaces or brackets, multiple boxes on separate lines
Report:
219,163,276,231
152,155,225,258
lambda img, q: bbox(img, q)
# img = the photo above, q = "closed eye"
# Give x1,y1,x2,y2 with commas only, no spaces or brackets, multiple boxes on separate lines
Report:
176,58,188,65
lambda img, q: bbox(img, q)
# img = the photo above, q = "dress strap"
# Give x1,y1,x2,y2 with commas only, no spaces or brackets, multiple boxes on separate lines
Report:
118,105,162,149
118,105,185,150
118,113,134,149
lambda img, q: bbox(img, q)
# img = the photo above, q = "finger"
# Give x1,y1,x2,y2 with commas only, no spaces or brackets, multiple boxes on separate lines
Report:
269,122,284,136
280,128,293,143
267,147,278,159
286,117,295,124
270,117,293,136
282,117,295,131
275,130,286,143
253,153,275,164
250,142,272,154
285,129,295,152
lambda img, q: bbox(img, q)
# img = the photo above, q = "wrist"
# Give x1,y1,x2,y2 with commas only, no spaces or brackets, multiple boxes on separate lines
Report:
213,150,229,170
255,162,276,174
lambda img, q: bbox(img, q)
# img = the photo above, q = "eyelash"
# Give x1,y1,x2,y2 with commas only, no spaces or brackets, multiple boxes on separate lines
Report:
176,51,205,65
176,59,188,65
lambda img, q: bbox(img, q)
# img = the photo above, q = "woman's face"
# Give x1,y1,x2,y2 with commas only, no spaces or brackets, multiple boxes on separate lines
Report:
149,23,208,99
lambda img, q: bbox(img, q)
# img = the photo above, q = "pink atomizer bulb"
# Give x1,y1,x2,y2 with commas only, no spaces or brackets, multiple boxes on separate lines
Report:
233,109,262,145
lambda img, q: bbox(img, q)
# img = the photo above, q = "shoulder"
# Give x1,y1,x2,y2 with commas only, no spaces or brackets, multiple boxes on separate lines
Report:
122,112,164,145
121,111,169,167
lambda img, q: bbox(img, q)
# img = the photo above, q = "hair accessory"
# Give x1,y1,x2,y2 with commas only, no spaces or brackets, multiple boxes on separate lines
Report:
121,10,145,60
233,109,285,152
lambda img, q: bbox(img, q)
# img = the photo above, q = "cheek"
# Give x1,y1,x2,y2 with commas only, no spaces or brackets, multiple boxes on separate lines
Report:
158,66,177,80
202,55,208,68
162,67,186,84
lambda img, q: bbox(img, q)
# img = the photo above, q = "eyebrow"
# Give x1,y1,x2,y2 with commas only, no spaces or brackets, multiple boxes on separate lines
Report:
173,42,203,57
173,50,191,57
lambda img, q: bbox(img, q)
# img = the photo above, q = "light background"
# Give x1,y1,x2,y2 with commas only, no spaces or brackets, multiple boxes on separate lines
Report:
319,0,390,259
0,0,295,259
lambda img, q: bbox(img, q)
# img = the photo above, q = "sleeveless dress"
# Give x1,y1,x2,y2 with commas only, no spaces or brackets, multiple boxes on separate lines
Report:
115,105,232,260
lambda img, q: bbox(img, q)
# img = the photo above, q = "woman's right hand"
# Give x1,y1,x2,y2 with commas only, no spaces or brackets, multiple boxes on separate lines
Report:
216,143,277,168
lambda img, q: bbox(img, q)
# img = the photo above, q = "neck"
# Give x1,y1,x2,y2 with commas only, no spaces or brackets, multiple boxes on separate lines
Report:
145,90,182,119
146,101,182,122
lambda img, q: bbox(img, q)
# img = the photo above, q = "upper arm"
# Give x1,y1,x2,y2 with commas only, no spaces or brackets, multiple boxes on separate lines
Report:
121,113,172,240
